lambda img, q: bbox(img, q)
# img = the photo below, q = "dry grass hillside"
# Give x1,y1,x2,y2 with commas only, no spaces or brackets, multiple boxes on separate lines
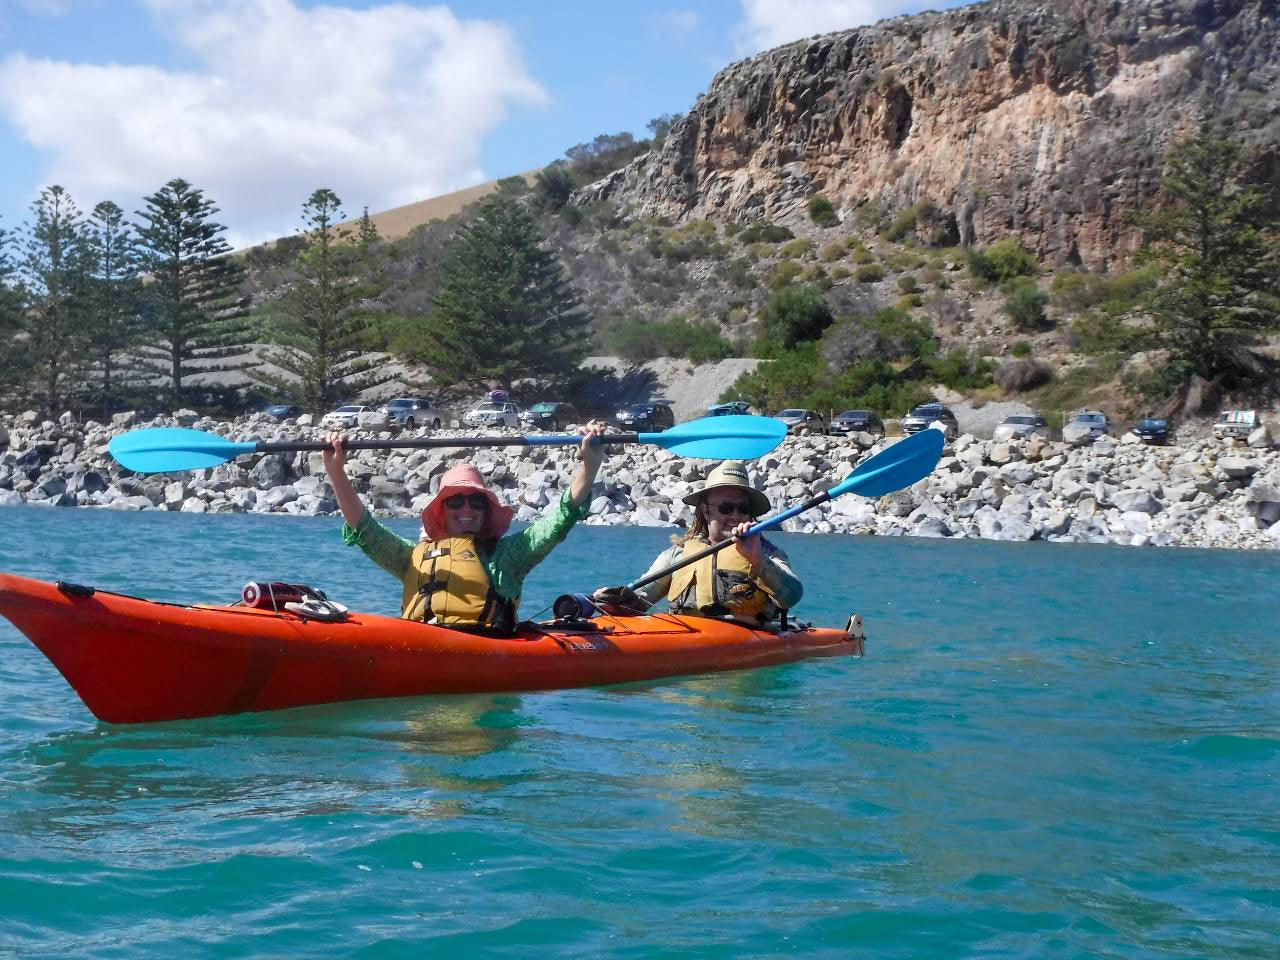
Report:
334,170,541,241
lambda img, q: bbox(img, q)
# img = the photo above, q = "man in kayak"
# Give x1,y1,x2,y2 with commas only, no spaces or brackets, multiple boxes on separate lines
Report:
324,421,607,632
593,461,802,626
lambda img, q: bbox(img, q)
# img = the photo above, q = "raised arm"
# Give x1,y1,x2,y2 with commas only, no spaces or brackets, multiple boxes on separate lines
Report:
322,431,369,529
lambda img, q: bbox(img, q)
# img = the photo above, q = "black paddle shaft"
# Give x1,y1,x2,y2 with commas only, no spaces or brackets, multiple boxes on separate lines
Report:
255,433,642,454
628,490,832,591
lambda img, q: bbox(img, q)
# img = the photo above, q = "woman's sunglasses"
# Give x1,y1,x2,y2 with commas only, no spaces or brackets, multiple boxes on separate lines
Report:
443,493,489,510
712,501,754,516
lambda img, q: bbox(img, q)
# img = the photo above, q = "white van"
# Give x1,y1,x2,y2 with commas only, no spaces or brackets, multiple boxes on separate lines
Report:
1213,410,1258,440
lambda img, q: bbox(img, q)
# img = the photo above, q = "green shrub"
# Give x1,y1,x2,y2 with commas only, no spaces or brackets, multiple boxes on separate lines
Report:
994,359,1053,392
918,267,942,287
779,237,814,259
881,199,939,243
855,263,885,283
830,265,851,280
746,242,774,261
657,220,718,261
1004,279,1051,330
819,240,846,262
768,258,803,288
717,256,756,290
897,273,919,294
1050,267,1158,313
724,304,991,415
759,284,834,348
896,293,922,309
968,238,1040,282
808,194,839,227
1069,310,1147,355
850,245,874,265
1010,340,1033,357
605,313,735,363
887,249,927,272
737,222,794,244
798,263,828,284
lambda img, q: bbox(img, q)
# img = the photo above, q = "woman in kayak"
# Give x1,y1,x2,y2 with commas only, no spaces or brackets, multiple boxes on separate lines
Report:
593,461,802,625
324,421,607,632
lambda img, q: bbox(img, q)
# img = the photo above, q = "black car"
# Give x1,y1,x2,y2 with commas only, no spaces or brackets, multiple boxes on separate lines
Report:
615,401,676,432
707,401,751,417
522,401,579,431
264,402,303,420
901,402,959,438
828,410,885,437
1132,417,1171,445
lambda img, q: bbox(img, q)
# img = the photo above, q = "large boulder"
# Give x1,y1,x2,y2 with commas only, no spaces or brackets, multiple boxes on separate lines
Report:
1111,488,1162,515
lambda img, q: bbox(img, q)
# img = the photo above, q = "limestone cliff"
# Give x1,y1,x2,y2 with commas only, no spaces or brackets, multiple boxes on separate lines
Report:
581,0,1279,268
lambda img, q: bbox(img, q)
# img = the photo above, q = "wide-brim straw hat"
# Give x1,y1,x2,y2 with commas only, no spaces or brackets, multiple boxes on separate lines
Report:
681,461,770,516
422,463,514,541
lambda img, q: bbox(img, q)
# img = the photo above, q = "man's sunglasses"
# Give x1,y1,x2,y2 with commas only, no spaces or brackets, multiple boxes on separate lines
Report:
443,493,489,510
712,501,754,516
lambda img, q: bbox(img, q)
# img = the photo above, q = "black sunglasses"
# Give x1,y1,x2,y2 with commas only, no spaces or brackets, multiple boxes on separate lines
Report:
443,493,489,510
712,501,754,516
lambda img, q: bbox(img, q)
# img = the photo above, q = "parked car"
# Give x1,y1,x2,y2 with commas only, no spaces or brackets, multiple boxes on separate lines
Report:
992,414,1051,442
319,404,367,429
263,402,303,420
828,410,885,438
380,397,443,429
1213,409,1258,440
462,401,520,429
522,401,579,431
1063,410,1112,443
1131,417,1171,445
773,408,827,435
614,401,676,432
707,401,751,417
901,402,959,438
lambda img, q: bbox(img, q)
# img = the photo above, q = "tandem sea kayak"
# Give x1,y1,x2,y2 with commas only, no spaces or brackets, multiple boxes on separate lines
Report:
0,573,864,724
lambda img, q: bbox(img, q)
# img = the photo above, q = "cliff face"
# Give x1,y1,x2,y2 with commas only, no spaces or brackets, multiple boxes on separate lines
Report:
582,0,1280,268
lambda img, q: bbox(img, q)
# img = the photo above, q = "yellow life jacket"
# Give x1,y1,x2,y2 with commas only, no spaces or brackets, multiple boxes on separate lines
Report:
667,537,778,623
400,536,516,632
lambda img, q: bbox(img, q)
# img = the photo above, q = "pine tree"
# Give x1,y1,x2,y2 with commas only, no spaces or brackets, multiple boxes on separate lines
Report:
423,196,591,390
16,185,92,413
84,201,147,415
356,206,381,253
0,218,23,399
1137,126,1280,384
252,189,392,409
134,179,255,406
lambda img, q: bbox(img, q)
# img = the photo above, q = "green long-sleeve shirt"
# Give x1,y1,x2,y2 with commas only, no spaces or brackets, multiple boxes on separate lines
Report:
341,490,590,603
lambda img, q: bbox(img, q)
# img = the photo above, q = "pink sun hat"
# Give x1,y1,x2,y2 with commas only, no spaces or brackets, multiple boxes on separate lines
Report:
421,463,514,541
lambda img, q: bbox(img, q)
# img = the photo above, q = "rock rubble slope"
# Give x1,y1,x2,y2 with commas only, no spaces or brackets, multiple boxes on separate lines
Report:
3,410,1279,551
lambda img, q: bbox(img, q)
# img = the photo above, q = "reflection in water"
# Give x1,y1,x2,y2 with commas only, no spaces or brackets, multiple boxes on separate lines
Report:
3,692,539,849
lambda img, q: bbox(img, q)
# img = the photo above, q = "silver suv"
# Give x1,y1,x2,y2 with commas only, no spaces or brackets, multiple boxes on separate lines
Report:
901,403,959,438
381,397,443,429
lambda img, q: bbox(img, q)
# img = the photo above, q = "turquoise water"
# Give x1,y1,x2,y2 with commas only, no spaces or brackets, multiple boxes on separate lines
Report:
1,505,1278,958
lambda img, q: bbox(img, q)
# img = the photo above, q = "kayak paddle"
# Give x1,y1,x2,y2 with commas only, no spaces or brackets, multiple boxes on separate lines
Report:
108,414,789,475
628,427,946,591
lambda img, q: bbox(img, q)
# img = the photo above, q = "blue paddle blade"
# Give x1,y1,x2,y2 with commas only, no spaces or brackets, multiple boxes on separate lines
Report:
108,427,255,474
639,415,787,460
829,427,945,498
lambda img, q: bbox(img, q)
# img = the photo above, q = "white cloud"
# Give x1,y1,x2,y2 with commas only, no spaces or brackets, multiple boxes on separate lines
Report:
0,0,547,246
653,9,699,42
733,0,900,55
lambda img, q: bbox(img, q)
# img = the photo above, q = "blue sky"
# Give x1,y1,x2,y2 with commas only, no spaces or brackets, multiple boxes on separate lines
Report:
0,0,951,247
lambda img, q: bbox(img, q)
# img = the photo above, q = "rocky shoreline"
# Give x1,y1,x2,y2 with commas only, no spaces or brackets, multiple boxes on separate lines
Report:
2,410,1278,551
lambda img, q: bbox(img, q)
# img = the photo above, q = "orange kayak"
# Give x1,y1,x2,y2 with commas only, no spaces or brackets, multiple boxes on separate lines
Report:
0,573,864,724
